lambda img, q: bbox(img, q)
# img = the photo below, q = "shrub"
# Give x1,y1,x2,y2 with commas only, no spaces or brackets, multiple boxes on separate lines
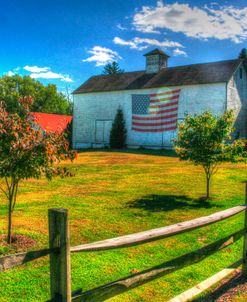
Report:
110,108,127,148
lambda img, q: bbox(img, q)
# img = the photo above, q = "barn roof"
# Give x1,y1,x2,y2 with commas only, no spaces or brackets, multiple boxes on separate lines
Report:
144,48,170,57
31,112,72,133
73,59,242,94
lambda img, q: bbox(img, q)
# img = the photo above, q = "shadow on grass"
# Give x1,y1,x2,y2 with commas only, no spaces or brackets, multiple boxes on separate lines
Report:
127,194,220,212
77,148,177,157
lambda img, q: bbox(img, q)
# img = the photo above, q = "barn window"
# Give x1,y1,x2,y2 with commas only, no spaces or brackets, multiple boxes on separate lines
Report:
240,68,243,79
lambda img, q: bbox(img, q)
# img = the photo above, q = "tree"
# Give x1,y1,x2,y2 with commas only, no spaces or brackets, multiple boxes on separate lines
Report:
239,48,247,61
0,97,76,244
110,108,127,148
0,75,72,115
239,48,247,71
174,111,246,199
102,61,124,75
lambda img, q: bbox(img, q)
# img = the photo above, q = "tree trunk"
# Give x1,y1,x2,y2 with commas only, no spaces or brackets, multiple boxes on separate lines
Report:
7,181,18,244
206,175,210,199
203,166,212,200
7,195,13,244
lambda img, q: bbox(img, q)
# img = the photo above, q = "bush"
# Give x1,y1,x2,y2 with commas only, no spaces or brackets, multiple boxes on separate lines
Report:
110,108,127,148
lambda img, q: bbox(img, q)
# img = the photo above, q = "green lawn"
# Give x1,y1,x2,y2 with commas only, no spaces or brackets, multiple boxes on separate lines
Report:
0,150,246,301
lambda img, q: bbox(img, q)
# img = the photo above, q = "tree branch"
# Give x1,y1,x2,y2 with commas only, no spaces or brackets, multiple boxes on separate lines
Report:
0,185,9,199
5,177,10,191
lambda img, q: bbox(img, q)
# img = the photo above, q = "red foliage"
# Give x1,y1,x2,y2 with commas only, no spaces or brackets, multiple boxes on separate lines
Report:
0,96,76,180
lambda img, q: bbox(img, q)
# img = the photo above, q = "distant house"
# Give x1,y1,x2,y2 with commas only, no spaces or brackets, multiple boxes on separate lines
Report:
72,48,247,149
31,112,72,133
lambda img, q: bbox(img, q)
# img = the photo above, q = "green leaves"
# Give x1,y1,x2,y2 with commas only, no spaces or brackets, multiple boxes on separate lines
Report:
174,111,245,166
0,75,72,115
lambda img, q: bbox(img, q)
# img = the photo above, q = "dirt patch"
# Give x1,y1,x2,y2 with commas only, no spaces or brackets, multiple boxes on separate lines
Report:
0,234,36,251
197,270,247,302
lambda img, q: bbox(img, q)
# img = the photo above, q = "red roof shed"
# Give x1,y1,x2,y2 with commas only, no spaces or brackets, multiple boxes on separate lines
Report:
31,112,72,133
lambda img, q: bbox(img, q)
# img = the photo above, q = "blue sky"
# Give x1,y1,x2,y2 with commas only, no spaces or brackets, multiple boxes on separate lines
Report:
1,0,247,93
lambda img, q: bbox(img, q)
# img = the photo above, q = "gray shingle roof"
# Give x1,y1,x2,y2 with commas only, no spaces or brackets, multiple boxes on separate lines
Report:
144,48,170,57
73,59,242,94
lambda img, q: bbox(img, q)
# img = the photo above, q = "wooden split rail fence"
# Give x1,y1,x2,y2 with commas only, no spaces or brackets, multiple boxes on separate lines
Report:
0,183,247,302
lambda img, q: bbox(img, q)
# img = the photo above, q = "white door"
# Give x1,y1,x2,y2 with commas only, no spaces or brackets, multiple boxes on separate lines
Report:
95,120,104,142
104,120,112,143
95,120,112,143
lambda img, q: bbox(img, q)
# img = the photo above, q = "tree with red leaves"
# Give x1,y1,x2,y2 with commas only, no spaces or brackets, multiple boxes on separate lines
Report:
0,97,76,244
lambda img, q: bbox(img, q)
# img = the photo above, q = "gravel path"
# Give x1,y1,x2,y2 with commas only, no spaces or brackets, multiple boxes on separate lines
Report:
195,270,247,302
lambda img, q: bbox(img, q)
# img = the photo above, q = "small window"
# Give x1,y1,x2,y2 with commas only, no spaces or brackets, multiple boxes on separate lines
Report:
240,68,243,79
235,131,240,140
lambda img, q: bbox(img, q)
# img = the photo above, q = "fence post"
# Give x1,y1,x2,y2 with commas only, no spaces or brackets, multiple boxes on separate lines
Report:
48,208,71,302
243,182,247,276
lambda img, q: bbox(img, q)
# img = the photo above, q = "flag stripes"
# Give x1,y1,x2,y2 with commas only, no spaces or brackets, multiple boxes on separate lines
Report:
149,107,178,115
149,100,179,109
149,89,181,98
132,119,178,127
132,89,180,132
132,113,178,121
132,126,177,132
150,95,179,104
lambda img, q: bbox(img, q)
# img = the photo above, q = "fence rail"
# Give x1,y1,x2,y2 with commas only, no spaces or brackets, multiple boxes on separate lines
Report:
70,205,246,253
0,183,246,302
72,229,245,302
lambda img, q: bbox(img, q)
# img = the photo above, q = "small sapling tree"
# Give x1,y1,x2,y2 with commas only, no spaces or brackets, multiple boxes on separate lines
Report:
0,97,76,243
174,111,246,199
110,108,127,148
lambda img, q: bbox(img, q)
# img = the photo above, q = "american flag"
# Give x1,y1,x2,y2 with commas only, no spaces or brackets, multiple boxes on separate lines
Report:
132,89,181,132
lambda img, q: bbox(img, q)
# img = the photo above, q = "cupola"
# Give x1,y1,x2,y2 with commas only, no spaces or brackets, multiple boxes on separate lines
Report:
144,48,170,74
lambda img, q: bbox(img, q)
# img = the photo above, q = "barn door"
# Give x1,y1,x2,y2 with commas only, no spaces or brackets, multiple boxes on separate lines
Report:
95,120,112,143
103,120,112,143
95,121,104,142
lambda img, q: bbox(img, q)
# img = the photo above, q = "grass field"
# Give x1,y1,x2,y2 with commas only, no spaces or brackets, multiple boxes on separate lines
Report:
0,150,246,301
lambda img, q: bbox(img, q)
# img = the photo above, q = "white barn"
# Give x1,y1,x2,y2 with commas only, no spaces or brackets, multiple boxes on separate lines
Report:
72,49,247,149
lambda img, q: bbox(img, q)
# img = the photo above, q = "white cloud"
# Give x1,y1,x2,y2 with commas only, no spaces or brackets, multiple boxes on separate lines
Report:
117,24,127,31
13,67,21,72
30,71,73,82
24,65,50,73
114,36,184,50
113,37,140,49
173,48,187,57
4,65,73,82
22,65,73,82
83,46,122,66
7,71,15,76
133,2,247,43
6,67,21,76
